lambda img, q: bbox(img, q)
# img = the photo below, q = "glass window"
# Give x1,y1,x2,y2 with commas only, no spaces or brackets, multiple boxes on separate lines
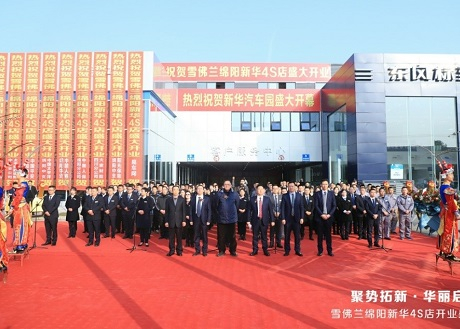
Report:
281,113,290,131
268,83,278,89
261,112,270,131
291,113,300,131
252,112,261,131
207,82,216,89
242,112,251,121
271,122,281,131
241,122,251,131
386,97,458,186
197,82,207,89
231,112,240,131
241,112,251,131
225,82,235,89
258,82,268,89
286,82,296,89
216,82,225,89
271,112,281,121
279,83,287,89
178,82,196,89
310,113,320,131
328,105,347,183
299,112,320,131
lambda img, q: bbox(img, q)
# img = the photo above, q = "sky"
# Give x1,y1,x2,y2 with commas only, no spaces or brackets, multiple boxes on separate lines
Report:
1,0,459,65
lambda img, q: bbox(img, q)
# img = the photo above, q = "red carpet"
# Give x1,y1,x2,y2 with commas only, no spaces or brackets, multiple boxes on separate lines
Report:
1,222,459,329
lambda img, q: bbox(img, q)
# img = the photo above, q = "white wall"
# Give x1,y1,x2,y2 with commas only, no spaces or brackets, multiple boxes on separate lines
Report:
172,111,322,162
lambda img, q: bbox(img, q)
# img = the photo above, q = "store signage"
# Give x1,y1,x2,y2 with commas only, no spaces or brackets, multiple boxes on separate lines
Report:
390,164,404,180
387,66,460,82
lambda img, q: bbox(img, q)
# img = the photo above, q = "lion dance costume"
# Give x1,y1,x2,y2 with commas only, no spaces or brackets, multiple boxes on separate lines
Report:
10,165,32,253
437,161,459,261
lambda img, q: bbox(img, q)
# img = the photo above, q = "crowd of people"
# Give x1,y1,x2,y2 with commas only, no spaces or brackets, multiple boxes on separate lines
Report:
36,177,439,257
1,164,459,280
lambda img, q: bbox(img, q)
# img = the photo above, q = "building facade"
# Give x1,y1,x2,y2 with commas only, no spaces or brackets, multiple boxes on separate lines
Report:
0,52,458,188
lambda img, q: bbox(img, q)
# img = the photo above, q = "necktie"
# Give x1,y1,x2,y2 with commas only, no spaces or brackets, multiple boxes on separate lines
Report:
372,198,375,206
323,192,327,214
274,195,278,212
49,195,52,200
197,197,202,217
291,194,295,216
258,197,263,219
108,196,112,203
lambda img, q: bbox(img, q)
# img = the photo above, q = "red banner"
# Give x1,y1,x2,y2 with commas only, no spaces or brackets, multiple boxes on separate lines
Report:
126,52,144,183
56,52,75,190
109,52,126,186
0,53,7,178
74,52,92,190
23,53,41,182
175,89,321,112
155,63,331,82
5,53,25,186
39,53,58,188
91,52,109,187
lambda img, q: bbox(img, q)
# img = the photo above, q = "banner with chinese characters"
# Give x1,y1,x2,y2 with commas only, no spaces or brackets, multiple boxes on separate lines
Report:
56,52,75,190
91,52,109,187
38,53,58,188
23,53,42,182
0,53,7,171
155,63,331,82
5,53,25,186
109,52,126,186
126,52,143,183
74,52,92,190
154,88,177,111
176,89,320,112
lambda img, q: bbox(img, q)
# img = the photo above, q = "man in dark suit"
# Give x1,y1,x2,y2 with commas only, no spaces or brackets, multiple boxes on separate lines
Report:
42,185,61,246
84,187,104,246
269,185,283,248
314,179,337,256
165,186,187,256
26,180,38,204
281,182,304,256
190,185,212,256
120,184,138,239
364,187,381,248
80,186,91,233
115,184,125,234
355,186,368,240
248,185,274,256
103,186,119,238
302,187,315,240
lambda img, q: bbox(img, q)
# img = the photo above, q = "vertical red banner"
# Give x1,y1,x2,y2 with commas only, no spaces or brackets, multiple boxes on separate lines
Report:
91,52,109,187
0,53,7,173
5,53,25,186
23,53,41,182
38,53,58,188
74,52,92,190
109,52,126,186
56,52,75,190
126,52,144,183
